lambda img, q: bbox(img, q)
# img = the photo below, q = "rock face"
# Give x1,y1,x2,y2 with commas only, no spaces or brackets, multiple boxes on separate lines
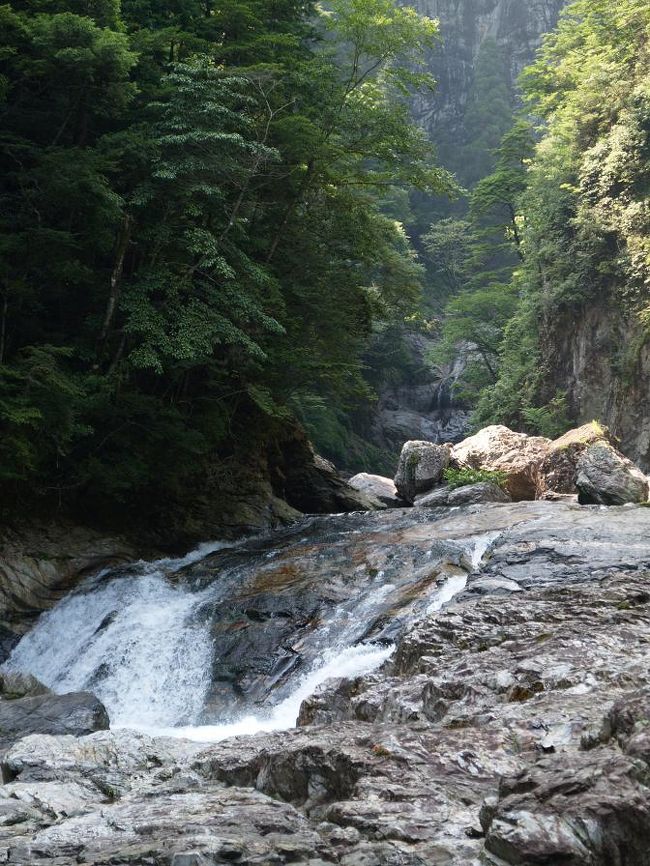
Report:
416,480,511,507
0,522,135,662
452,425,550,500
370,331,473,455
2,503,650,863
539,303,650,473
576,441,649,505
409,0,568,140
348,473,402,507
394,440,451,503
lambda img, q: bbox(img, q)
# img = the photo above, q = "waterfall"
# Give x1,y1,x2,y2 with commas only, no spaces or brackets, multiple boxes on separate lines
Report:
3,523,500,743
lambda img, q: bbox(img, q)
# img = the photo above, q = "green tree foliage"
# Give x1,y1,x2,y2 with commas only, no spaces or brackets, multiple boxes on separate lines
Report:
0,0,449,522
422,120,533,401
461,37,514,187
477,0,650,433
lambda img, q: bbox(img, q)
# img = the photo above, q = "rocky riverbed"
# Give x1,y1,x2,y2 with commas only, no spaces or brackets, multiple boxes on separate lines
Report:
1,501,650,864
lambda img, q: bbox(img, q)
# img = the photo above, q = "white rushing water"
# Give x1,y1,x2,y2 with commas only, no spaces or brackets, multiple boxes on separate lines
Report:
3,530,499,743
2,546,228,728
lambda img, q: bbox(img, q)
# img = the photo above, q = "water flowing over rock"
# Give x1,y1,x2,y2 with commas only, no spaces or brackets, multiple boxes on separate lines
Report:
370,333,473,453
0,522,135,662
3,502,650,863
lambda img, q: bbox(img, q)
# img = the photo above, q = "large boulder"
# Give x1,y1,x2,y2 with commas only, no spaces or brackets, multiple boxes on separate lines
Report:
394,441,451,503
576,441,649,505
451,425,550,501
348,473,403,507
415,481,511,508
0,691,109,752
537,422,619,497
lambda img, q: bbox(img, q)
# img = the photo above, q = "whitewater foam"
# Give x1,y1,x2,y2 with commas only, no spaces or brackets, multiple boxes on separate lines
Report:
3,529,500,742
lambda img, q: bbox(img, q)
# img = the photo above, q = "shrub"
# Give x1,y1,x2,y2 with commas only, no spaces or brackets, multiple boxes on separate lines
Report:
443,467,508,490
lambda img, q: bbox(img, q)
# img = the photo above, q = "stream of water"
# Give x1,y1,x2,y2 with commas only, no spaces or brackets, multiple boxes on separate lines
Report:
3,524,499,742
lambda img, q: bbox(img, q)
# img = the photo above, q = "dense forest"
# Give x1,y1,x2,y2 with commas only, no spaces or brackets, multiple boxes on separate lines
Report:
1,0,649,533
0,0,451,529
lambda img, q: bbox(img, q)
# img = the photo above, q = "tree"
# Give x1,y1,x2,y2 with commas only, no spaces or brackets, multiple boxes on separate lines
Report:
0,0,451,520
423,120,533,397
477,0,650,434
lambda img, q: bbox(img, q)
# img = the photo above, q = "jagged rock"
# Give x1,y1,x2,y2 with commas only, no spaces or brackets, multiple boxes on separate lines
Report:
537,421,618,496
5,786,331,865
576,441,649,505
394,440,451,503
452,426,551,500
348,473,403,508
483,751,650,865
0,523,135,661
415,481,511,507
3,504,650,863
0,692,109,751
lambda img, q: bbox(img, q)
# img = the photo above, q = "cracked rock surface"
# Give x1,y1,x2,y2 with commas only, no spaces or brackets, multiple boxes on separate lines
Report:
2,503,650,864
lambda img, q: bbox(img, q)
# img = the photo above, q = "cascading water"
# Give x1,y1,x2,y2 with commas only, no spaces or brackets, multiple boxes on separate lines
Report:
3,516,500,743
2,543,229,729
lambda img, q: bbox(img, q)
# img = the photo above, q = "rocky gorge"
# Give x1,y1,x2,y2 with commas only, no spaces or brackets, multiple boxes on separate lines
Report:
1,419,650,864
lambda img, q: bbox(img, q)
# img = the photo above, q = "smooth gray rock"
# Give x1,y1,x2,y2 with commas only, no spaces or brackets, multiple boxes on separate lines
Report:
0,692,109,751
394,440,451,503
416,481,511,507
576,441,649,505
348,473,403,507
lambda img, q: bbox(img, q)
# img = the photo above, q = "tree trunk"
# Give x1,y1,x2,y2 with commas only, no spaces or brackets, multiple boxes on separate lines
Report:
266,160,315,264
98,214,132,357
0,291,7,364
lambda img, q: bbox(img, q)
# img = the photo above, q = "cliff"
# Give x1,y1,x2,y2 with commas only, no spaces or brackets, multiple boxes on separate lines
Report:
409,0,567,137
540,307,650,471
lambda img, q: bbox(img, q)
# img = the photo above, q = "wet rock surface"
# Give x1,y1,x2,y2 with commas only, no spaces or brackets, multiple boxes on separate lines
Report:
3,503,650,863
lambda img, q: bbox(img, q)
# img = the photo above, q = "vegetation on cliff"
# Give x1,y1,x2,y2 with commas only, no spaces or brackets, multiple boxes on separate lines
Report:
453,0,650,436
